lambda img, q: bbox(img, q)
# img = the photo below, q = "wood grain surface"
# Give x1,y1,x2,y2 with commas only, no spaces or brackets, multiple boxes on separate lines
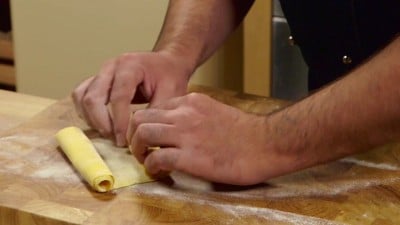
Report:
1,86,400,225
0,90,55,132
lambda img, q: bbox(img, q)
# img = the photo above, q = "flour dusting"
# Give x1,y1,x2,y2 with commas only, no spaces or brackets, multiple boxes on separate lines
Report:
340,157,400,171
218,176,400,199
214,204,344,225
132,183,343,225
0,135,41,158
0,133,81,184
31,162,81,183
2,161,26,173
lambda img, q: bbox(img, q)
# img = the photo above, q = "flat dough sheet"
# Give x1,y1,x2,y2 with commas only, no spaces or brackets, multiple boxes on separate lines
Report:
92,139,154,189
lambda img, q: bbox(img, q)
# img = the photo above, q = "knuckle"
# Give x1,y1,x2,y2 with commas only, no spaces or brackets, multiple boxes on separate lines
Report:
136,124,162,143
82,94,98,107
120,52,132,59
186,92,200,99
131,110,144,127
135,124,151,142
185,93,205,106
177,110,191,122
100,59,116,72
110,81,132,100
118,53,136,64
103,58,116,67
113,125,125,136
71,89,81,102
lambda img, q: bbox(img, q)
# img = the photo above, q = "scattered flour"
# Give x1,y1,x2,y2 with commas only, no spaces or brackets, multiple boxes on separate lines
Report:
170,171,213,191
30,162,81,183
215,204,344,225
217,176,400,199
0,134,50,147
0,135,38,142
340,157,400,171
132,183,344,225
0,135,41,158
0,134,81,184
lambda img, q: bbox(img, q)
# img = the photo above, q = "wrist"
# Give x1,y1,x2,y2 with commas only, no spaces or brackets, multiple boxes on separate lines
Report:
154,47,199,79
260,114,309,178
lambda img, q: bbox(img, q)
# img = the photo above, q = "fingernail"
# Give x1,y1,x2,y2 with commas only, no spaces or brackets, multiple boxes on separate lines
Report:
128,145,133,154
115,134,126,147
98,129,110,139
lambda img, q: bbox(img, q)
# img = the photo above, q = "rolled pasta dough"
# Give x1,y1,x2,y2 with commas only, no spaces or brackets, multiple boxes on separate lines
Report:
56,126,153,192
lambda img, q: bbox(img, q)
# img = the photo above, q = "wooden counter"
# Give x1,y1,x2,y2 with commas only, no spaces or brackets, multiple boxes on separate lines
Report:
0,87,400,225
0,90,55,131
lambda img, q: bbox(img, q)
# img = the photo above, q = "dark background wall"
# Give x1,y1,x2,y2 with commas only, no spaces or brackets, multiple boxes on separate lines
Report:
0,0,11,32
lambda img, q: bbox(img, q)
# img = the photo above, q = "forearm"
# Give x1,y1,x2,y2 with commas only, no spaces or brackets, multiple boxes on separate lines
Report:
268,36,400,172
153,0,254,73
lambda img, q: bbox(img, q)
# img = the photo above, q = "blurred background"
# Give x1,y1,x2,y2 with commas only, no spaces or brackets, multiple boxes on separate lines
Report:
0,0,307,100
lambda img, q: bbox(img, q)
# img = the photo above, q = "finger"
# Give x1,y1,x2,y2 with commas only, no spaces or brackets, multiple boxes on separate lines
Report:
109,65,144,146
82,60,116,137
126,108,174,146
130,123,179,163
143,147,182,174
126,113,134,147
145,149,220,183
108,101,131,147
72,76,95,125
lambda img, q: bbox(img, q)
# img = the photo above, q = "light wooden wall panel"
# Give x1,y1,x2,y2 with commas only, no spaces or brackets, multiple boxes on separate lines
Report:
11,1,243,99
244,0,272,97
0,32,15,86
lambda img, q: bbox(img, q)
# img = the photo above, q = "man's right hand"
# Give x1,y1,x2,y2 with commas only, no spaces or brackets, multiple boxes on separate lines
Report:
72,51,191,147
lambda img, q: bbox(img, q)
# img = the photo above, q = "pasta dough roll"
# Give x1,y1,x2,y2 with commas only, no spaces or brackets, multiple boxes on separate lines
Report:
55,126,114,192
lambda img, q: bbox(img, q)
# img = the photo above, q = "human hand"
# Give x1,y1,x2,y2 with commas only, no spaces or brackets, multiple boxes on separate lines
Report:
72,51,192,147
127,93,295,185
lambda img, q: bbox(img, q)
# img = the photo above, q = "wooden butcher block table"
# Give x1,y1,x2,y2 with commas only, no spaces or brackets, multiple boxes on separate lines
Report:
1,86,400,225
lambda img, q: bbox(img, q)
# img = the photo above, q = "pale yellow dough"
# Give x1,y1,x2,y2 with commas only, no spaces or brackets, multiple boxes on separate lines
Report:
55,126,153,192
